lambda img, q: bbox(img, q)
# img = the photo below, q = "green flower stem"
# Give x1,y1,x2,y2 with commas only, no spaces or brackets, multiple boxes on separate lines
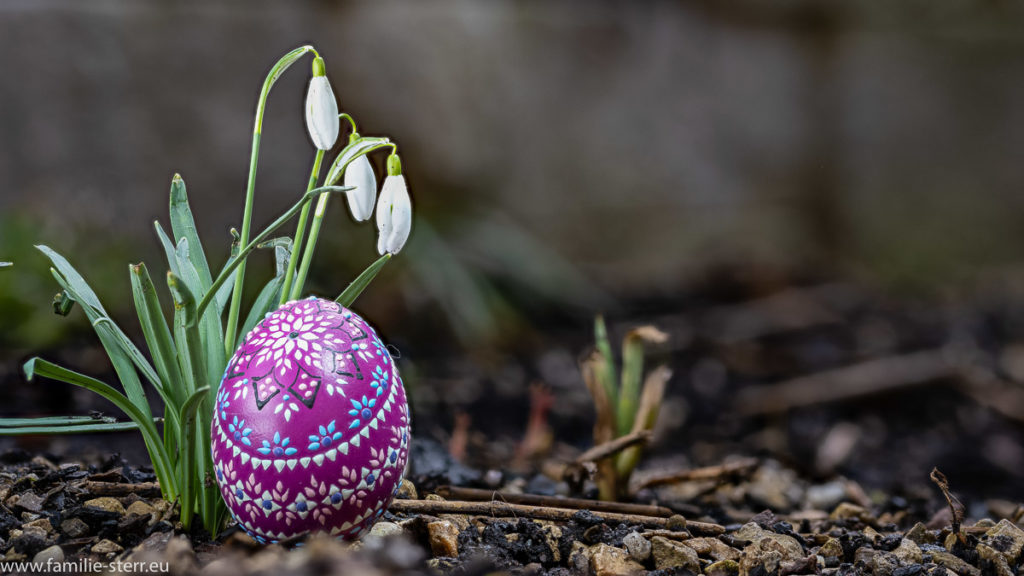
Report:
339,113,358,134
195,185,352,322
290,192,331,301
279,149,326,305
224,45,318,360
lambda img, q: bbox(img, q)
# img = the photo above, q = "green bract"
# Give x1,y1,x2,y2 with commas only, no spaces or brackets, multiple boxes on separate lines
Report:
0,46,415,535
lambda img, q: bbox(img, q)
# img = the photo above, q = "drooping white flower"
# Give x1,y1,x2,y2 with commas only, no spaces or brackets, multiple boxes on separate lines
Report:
376,155,412,255
304,59,339,150
344,154,377,222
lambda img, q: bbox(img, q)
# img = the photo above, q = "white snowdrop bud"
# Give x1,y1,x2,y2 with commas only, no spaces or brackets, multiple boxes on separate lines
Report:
344,154,377,222
304,57,339,150
375,154,412,255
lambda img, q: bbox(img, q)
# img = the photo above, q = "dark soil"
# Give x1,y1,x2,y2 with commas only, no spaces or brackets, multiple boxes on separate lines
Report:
2,266,1024,574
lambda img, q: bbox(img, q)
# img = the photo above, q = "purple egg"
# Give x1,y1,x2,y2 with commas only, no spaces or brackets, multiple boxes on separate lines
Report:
211,297,410,542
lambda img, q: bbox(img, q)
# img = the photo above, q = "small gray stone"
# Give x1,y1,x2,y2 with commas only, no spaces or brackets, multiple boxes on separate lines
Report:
622,532,651,562
740,535,805,576
126,501,156,517
805,481,847,511
893,538,922,564
32,545,63,565
650,536,699,572
368,521,403,538
685,537,740,562
905,522,934,544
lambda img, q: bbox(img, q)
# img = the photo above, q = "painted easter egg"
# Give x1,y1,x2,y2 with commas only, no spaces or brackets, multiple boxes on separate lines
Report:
211,297,410,543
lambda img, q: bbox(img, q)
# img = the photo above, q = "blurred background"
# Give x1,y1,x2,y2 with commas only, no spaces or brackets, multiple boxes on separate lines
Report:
2,1,1024,506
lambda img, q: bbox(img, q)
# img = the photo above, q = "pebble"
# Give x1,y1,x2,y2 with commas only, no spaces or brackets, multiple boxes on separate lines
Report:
739,533,804,575
368,521,404,538
396,479,418,500
705,558,740,576
977,543,1014,576
747,462,803,511
685,537,741,561
427,520,459,557
818,537,843,560
32,545,63,565
893,538,922,564
650,536,699,572
905,522,934,544
7,492,44,513
830,502,868,521
930,549,981,576
984,519,1024,563
126,500,156,517
91,539,124,555
588,543,645,576
622,532,651,562
805,480,847,510
165,535,198,575
59,518,90,538
84,497,126,515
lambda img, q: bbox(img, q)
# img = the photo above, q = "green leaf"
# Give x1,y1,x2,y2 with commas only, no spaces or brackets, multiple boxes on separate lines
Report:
336,254,391,308
594,316,618,417
213,229,241,315
0,415,118,426
167,271,197,327
0,422,143,435
169,174,213,290
616,327,668,437
178,386,210,530
23,358,176,497
323,137,392,187
42,257,155,425
240,275,285,339
35,246,106,313
153,223,181,279
130,263,184,407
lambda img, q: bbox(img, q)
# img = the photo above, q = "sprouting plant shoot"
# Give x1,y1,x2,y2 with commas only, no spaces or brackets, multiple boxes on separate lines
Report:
581,316,670,501
0,46,414,535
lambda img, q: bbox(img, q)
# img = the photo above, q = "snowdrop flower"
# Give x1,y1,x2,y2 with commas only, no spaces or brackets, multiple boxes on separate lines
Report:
376,154,412,255
304,57,339,150
344,153,377,222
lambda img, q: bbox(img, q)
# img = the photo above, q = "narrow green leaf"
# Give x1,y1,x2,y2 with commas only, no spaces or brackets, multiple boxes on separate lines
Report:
23,358,176,497
0,415,118,426
336,254,391,308
153,223,181,279
35,246,106,313
169,174,213,289
46,266,155,425
594,316,618,416
616,327,668,437
167,271,197,327
178,386,210,530
130,263,184,407
324,137,392,186
0,422,143,435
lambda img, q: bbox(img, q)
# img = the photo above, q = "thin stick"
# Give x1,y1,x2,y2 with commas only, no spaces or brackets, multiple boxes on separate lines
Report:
387,499,725,535
79,481,162,498
434,486,675,518
576,430,652,464
634,457,760,490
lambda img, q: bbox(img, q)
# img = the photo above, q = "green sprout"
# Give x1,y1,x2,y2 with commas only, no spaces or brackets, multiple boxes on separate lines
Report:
581,316,670,501
0,46,412,535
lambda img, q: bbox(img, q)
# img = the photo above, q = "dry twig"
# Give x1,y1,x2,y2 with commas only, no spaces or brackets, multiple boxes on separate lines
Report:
434,485,674,518
388,499,725,535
